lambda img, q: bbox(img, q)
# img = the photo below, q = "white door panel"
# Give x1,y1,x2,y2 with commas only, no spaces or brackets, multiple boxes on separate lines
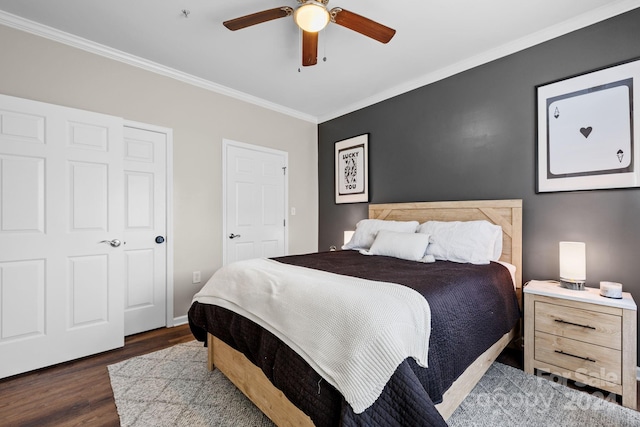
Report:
224,141,287,265
70,161,109,230
0,94,124,379
0,260,45,341
125,249,154,305
0,109,45,145
123,126,167,336
68,255,110,327
1,155,45,233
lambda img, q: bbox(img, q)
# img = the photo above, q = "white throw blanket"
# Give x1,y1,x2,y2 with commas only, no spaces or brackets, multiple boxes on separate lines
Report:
192,258,432,413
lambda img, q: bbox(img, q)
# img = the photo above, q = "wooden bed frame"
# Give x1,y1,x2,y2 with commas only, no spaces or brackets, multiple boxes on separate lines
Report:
207,199,523,424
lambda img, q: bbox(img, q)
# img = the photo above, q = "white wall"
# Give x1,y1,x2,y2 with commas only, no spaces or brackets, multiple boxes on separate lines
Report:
0,24,319,319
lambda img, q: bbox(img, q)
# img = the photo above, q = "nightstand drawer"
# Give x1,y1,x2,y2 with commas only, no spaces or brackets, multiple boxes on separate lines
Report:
535,301,621,350
534,332,621,384
524,281,636,410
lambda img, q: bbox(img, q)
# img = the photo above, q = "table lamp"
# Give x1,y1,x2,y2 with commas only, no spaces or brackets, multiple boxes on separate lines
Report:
559,241,586,290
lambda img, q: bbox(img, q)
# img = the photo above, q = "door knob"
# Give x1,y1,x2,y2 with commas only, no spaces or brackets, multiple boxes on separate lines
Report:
155,236,165,244
100,239,122,248
229,233,241,239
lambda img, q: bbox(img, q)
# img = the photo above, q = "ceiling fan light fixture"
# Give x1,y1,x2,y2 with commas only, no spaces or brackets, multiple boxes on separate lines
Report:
294,2,330,32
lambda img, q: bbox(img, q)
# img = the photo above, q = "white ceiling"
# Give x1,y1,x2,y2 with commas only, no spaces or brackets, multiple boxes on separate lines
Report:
0,0,638,123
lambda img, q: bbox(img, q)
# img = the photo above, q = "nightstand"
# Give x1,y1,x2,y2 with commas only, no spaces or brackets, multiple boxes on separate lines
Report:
524,280,637,410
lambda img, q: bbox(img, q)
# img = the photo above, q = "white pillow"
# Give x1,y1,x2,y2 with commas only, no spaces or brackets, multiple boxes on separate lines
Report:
416,220,503,265
361,230,431,262
342,219,419,250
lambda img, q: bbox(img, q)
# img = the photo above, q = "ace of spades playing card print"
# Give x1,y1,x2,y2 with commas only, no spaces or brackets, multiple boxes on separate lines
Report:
537,58,640,192
335,134,368,203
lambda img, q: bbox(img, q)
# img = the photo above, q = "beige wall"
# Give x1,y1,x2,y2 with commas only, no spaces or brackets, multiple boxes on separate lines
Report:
0,24,319,319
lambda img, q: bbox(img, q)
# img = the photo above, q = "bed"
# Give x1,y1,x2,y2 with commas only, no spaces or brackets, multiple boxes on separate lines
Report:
188,199,523,426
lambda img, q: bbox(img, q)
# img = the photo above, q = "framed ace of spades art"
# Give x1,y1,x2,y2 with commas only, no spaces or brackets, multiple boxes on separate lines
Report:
537,58,640,192
335,134,368,203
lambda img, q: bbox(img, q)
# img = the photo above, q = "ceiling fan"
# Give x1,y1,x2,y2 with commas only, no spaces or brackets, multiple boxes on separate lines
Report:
223,0,396,67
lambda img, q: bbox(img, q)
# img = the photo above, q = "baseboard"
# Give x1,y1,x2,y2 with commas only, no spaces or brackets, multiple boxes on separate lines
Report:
172,315,188,326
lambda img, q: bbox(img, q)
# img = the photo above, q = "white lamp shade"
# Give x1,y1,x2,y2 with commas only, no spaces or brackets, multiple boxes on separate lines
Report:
343,230,354,246
294,3,330,32
559,241,586,281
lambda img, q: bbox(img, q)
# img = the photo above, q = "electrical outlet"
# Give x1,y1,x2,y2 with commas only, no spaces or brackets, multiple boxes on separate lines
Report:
192,271,201,284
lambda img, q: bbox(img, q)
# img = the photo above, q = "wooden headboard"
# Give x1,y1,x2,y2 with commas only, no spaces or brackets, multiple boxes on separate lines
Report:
369,199,523,289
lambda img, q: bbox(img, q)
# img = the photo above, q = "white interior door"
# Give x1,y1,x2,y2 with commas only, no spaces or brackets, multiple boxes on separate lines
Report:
123,125,167,336
224,140,287,265
0,94,124,379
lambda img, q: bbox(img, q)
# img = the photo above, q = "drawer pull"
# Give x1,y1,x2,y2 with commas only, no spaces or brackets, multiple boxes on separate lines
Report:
555,349,596,363
554,319,596,330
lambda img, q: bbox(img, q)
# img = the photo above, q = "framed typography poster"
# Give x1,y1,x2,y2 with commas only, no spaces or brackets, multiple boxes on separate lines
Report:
335,134,368,204
537,58,640,192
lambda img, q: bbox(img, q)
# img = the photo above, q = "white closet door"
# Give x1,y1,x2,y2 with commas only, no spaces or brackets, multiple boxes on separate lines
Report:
123,125,167,336
0,94,124,379
224,140,287,265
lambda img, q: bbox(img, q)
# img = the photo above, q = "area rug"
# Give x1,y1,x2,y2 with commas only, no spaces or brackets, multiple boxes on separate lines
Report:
108,341,273,426
448,362,640,427
108,341,640,426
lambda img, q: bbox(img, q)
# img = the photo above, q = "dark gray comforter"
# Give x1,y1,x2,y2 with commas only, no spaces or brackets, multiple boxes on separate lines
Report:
189,250,520,426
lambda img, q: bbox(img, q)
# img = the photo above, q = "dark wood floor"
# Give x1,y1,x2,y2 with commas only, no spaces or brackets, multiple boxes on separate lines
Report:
1,326,637,426
0,324,194,427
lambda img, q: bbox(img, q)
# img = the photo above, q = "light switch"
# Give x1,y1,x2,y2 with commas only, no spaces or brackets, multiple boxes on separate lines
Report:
192,271,201,284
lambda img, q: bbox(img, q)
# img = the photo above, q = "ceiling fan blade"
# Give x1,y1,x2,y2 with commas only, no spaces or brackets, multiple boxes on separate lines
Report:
302,30,318,67
223,7,293,31
330,8,396,43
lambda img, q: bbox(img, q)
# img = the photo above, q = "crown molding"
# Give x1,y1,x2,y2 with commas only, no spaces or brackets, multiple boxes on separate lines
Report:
1,1,637,126
318,0,640,122
0,10,318,124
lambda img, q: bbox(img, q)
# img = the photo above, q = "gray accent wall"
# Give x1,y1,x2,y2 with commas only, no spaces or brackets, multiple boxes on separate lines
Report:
318,9,640,356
